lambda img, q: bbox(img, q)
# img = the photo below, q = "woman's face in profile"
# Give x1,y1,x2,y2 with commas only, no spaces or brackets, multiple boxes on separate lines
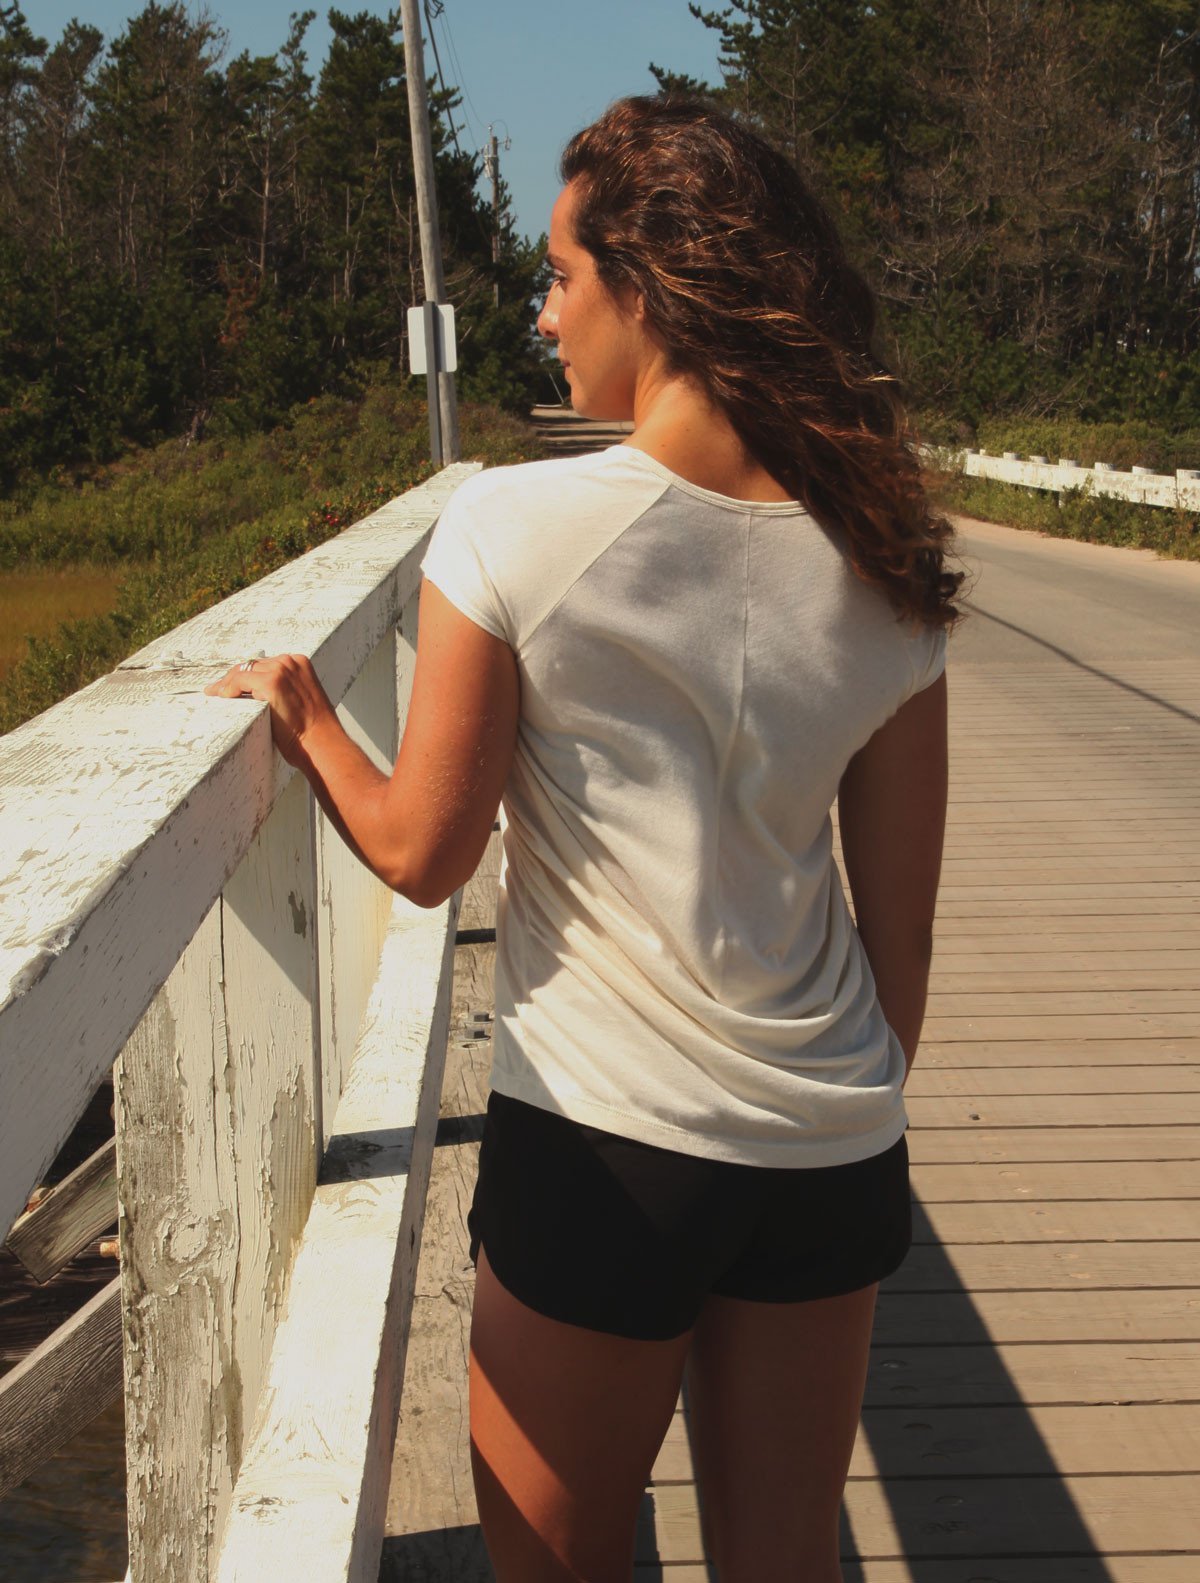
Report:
537,181,651,421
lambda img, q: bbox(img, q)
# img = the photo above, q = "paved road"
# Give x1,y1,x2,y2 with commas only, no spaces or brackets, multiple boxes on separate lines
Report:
949,513,1200,668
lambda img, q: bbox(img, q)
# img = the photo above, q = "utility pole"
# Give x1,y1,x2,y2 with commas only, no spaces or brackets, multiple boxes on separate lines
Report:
487,127,501,308
399,0,459,462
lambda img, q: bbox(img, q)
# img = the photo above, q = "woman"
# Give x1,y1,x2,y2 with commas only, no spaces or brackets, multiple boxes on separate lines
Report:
207,97,961,1582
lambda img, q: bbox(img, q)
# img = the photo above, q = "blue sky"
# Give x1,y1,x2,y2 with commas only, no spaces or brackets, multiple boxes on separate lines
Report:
29,1,726,241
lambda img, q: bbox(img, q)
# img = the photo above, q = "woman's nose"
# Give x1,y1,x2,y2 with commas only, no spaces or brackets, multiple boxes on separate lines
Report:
537,291,559,340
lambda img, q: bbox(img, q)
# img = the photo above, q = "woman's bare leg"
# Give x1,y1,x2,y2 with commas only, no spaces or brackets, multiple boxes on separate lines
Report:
469,1246,694,1582
685,1282,878,1581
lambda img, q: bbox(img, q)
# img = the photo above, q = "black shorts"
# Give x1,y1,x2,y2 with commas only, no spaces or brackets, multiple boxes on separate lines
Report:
467,1089,912,1341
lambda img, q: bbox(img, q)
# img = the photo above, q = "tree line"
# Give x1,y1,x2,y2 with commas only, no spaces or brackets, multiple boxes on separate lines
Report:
5,0,1199,491
658,0,1200,432
0,2,546,488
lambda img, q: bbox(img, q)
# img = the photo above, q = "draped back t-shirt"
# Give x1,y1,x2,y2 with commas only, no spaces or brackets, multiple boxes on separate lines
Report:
421,445,946,1167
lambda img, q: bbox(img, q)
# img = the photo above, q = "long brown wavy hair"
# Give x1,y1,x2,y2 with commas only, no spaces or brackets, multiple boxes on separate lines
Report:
560,96,964,631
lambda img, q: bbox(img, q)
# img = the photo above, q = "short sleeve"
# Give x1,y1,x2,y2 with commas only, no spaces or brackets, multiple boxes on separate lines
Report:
420,477,511,644
907,622,947,701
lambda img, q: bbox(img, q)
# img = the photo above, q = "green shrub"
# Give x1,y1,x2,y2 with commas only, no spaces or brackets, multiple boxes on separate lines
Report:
930,470,1200,561
970,419,1200,472
0,388,544,734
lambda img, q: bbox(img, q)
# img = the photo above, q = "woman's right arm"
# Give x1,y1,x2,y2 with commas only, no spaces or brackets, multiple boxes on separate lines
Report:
836,672,948,1080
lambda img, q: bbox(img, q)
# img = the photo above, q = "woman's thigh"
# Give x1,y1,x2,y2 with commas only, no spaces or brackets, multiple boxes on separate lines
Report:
469,1246,693,1582
685,1282,879,1582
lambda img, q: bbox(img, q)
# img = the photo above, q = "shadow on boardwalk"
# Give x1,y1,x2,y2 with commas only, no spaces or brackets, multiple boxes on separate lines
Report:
381,1176,1121,1580
841,1188,1119,1581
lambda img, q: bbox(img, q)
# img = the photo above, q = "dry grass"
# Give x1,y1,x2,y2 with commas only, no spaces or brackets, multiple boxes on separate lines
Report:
0,567,129,682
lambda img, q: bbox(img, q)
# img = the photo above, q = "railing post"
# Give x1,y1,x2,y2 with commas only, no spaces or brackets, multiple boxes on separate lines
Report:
114,768,321,1583
314,630,400,1146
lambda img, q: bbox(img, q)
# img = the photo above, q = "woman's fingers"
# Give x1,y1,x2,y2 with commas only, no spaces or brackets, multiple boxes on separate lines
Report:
202,655,332,765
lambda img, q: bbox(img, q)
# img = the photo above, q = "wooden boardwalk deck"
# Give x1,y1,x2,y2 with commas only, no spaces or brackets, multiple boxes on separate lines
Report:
379,452,1200,1582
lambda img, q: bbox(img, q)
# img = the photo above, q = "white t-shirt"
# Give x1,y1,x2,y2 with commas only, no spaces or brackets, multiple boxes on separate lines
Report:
421,444,946,1167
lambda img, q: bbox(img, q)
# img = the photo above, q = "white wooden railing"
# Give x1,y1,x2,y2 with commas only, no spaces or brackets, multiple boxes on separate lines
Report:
927,444,1200,509
0,463,480,1581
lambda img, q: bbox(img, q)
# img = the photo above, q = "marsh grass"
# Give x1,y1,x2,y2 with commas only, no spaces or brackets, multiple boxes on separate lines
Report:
0,566,132,682
0,387,543,734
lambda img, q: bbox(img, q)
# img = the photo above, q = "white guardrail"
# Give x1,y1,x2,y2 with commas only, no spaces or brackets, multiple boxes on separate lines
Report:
925,444,1200,510
0,463,480,1583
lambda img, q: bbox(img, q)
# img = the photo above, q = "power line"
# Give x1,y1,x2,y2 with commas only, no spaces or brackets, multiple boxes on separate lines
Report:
422,0,464,159
435,0,487,145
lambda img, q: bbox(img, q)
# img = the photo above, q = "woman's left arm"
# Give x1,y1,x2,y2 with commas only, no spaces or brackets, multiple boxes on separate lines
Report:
205,579,519,907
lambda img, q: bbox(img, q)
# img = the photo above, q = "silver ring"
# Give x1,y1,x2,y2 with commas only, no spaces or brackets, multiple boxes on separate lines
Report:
239,659,257,673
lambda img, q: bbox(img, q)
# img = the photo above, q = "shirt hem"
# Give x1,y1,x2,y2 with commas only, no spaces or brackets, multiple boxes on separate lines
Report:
487,1069,910,1169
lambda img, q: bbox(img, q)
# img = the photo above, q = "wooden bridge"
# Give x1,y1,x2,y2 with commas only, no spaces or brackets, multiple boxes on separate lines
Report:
1,443,1198,1580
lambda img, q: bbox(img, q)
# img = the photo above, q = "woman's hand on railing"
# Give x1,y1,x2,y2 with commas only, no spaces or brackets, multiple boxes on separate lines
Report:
200,582,517,905
204,654,336,769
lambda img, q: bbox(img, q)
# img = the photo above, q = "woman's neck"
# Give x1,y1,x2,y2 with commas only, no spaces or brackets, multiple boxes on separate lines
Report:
624,372,795,503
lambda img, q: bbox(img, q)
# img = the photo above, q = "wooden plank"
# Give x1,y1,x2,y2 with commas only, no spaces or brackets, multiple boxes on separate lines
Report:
840,1473,1200,1559
215,890,457,1583
852,1402,1200,1478
919,1039,1200,1066
937,871,1200,892
916,1196,1199,1244
925,990,1200,1014
906,1067,1200,1096
865,1342,1198,1407
931,949,1200,971
932,969,1200,992
643,1473,1200,1566
937,899,1200,924
633,1569,707,1582
910,1159,1200,1200
905,1125,1200,1163
649,1409,693,1484
944,803,1200,820
315,630,399,1150
0,1276,121,1499
458,830,502,933
921,1014,1200,1042
636,1483,705,1564
905,1092,1200,1127
0,464,479,1247
872,1288,1200,1344
385,940,495,1541
933,911,1200,935
116,771,322,1583
841,1561,1200,1583
889,1240,1200,1291
378,1529,493,1583
4,1137,117,1282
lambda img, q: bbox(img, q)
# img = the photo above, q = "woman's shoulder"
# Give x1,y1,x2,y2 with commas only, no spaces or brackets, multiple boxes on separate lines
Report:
449,445,663,519
438,449,675,572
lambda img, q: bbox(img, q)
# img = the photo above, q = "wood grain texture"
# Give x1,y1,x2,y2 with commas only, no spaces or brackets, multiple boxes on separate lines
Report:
872,1287,1200,1344
889,1239,1200,1290
910,1158,1200,1199
0,1275,121,1500
4,1137,116,1283
316,632,400,1150
385,867,496,1546
380,858,499,1581
116,770,322,1583
215,890,458,1583
851,1401,1200,1479
905,1125,1200,1163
